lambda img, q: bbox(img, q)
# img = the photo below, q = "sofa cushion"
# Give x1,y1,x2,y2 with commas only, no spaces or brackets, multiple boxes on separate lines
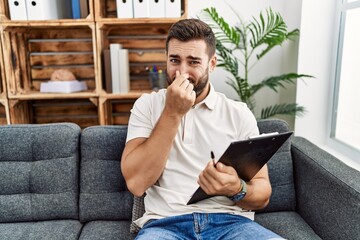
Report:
255,211,321,240
257,119,296,212
79,126,133,222
0,220,82,240
292,137,360,240
0,123,80,222
79,221,136,240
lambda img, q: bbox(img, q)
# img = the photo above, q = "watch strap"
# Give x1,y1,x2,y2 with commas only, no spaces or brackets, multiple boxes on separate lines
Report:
228,178,247,202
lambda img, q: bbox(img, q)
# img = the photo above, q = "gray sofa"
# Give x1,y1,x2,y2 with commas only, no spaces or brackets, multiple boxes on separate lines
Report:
0,120,359,240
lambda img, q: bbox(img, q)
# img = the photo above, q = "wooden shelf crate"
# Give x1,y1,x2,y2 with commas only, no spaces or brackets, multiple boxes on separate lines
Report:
99,97,136,125
0,99,10,125
9,98,99,128
0,30,6,98
96,22,173,94
2,24,99,98
94,0,187,20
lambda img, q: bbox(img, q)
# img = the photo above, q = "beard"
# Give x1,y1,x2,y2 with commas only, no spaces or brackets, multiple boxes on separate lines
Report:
167,67,210,97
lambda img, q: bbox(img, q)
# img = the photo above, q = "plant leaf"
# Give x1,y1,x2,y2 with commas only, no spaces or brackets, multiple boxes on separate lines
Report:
248,8,291,60
260,103,306,119
200,7,241,46
250,73,314,95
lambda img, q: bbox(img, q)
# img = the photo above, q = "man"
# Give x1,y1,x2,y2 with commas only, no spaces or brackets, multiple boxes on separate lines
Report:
121,19,284,239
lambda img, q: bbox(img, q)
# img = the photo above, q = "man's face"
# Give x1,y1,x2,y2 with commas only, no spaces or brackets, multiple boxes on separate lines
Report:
166,39,216,98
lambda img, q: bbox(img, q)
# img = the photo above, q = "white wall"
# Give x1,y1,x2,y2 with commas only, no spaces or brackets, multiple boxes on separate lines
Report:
187,0,303,129
295,0,360,170
295,0,338,143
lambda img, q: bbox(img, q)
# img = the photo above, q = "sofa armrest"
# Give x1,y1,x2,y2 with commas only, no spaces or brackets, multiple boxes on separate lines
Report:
291,137,360,240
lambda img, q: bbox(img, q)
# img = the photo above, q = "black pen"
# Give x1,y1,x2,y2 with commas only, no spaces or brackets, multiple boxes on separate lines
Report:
211,151,216,166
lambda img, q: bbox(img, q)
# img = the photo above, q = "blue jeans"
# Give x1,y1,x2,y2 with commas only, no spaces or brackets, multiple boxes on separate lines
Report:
135,212,284,240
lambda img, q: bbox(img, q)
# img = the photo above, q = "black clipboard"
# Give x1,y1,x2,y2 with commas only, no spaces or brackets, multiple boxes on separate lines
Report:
187,131,293,205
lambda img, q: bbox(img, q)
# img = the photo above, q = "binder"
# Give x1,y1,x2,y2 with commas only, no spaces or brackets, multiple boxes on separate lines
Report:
116,0,134,18
165,0,181,18
110,43,122,94
80,0,89,18
8,0,28,20
26,0,71,20
72,0,81,19
118,49,130,93
187,131,293,205
133,0,149,18
149,0,165,18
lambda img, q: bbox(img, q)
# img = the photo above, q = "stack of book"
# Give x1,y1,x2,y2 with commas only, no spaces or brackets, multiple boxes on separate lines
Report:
103,44,130,94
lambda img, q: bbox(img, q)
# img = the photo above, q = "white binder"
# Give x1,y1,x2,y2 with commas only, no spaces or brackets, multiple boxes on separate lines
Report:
8,0,28,20
149,0,165,18
116,0,134,18
110,43,122,94
133,0,149,18
118,49,130,93
165,0,181,18
26,0,71,20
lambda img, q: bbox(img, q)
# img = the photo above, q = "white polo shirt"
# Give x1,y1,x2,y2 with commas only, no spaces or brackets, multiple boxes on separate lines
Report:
126,84,259,228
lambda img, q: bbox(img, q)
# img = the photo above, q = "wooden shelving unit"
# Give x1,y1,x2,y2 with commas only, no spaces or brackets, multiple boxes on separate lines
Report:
0,28,10,125
0,0,187,127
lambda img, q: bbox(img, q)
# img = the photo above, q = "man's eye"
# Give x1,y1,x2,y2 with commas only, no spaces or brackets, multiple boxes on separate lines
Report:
190,61,200,65
170,59,179,63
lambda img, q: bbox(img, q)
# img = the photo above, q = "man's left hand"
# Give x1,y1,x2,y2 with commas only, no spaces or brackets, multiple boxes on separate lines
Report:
198,161,242,197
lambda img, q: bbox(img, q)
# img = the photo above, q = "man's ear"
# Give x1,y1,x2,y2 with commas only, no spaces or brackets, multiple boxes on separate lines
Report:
210,54,217,72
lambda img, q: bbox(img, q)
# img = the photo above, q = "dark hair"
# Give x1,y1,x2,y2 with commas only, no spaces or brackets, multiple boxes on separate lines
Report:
166,19,216,58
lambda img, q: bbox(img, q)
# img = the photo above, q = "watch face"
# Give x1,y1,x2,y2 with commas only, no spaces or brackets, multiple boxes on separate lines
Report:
229,191,246,202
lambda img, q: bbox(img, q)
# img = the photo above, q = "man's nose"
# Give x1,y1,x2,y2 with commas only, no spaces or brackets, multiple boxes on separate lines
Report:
178,62,188,74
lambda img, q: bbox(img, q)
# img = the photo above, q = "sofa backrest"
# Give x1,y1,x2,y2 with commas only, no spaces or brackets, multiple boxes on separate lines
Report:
257,119,296,212
0,123,80,223
79,126,133,222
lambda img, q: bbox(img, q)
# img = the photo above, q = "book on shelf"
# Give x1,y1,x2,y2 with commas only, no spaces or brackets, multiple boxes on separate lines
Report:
109,43,130,94
103,49,113,93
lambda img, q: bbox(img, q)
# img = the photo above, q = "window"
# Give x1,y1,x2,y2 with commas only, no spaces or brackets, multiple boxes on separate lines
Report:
332,0,360,151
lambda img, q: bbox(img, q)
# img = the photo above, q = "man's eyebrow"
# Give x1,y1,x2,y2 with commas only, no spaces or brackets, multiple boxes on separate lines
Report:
169,54,180,58
168,54,202,61
187,56,202,61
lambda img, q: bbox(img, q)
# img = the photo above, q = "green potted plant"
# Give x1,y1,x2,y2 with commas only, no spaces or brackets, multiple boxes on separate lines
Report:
200,7,313,119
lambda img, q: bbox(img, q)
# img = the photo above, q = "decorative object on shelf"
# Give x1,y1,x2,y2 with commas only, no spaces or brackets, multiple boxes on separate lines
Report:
40,69,87,93
148,65,167,91
200,7,314,119
50,69,76,81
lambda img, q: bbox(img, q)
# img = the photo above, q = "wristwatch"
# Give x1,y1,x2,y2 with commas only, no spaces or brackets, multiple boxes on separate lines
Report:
228,178,247,202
